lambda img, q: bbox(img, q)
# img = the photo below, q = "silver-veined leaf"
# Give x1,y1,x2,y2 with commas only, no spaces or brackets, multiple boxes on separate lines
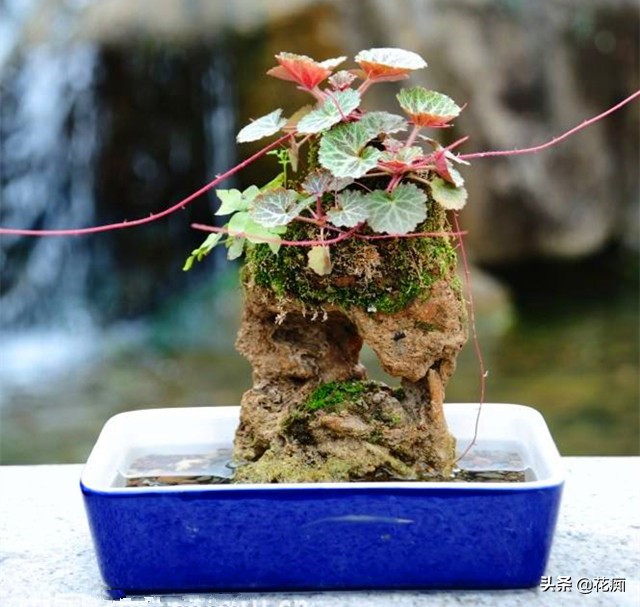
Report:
318,121,382,179
237,109,287,143
429,177,468,210
268,53,342,89
327,190,369,227
249,188,311,227
364,183,427,234
301,169,353,196
328,70,358,90
297,89,361,134
359,111,408,137
379,146,424,168
397,87,461,127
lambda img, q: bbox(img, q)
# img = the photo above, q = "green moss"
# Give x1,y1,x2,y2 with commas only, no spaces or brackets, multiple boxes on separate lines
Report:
305,379,369,411
392,387,406,401
369,428,384,444
245,196,457,314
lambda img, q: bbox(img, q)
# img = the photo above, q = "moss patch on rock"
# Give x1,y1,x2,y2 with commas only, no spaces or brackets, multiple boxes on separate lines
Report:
234,379,437,483
305,378,369,411
244,197,457,315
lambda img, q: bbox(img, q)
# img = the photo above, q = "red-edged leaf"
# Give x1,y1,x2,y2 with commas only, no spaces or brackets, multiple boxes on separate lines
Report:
355,48,427,82
267,52,344,90
378,146,424,172
433,151,465,187
397,87,461,127
422,138,468,186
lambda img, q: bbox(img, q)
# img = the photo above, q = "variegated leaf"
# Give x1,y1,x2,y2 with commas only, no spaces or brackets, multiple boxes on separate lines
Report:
318,121,382,178
237,109,286,143
249,189,313,227
327,190,369,227
397,87,461,127
297,89,361,134
364,183,427,234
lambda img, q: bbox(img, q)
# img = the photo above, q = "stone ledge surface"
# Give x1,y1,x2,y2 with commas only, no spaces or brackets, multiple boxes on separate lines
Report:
0,457,638,606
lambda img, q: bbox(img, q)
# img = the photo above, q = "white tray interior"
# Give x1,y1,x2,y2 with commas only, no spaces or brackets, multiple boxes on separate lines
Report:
81,404,564,492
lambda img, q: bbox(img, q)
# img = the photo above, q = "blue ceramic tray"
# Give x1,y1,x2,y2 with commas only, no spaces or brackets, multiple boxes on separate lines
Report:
81,404,563,597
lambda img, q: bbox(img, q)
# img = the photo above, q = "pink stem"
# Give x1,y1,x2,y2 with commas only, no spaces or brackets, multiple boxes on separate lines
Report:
405,123,421,147
459,89,640,161
191,221,466,246
191,222,361,247
356,229,466,241
357,79,371,95
451,212,486,464
0,134,294,237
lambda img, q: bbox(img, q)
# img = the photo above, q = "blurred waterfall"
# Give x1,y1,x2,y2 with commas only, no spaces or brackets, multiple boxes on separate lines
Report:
0,41,103,389
0,31,238,391
0,44,100,328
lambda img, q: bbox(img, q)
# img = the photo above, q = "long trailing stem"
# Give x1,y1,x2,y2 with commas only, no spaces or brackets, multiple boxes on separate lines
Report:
458,89,640,161
0,133,293,237
192,222,362,247
451,211,487,463
1,93,637,238
191,221,466,245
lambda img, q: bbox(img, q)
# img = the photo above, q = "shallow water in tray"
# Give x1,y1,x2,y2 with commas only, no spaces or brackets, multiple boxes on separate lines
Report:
120,445,534,487
121,448,236,487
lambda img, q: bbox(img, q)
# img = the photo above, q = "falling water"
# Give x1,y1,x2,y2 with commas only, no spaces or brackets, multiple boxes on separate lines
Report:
0,34,238,396
0,42,104,390
1,45,99,328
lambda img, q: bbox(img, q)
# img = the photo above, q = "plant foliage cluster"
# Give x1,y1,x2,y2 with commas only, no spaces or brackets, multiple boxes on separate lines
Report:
184,48,469,274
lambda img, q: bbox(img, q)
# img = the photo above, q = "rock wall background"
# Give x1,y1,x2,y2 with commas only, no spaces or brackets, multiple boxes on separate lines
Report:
2,0,637,324
338,0,639,264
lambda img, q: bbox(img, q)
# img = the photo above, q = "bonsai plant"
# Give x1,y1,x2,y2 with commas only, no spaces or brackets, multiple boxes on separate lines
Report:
183,48,471,483
2,47,637,596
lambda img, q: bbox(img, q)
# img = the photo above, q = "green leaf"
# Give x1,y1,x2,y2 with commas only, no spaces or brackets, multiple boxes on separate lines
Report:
307,246,333,275
429,177,468,210
364,183,427,234
301,169,353,196
297,89,361,134
227,212,284,254
359,111,408,137
226,236,246,260
261,173,285,191
182,232,224,271
215,186,260,216
318,122,382,179
249,188,312,228
327,190,369,227
397,87,461,127
237,109,287,143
